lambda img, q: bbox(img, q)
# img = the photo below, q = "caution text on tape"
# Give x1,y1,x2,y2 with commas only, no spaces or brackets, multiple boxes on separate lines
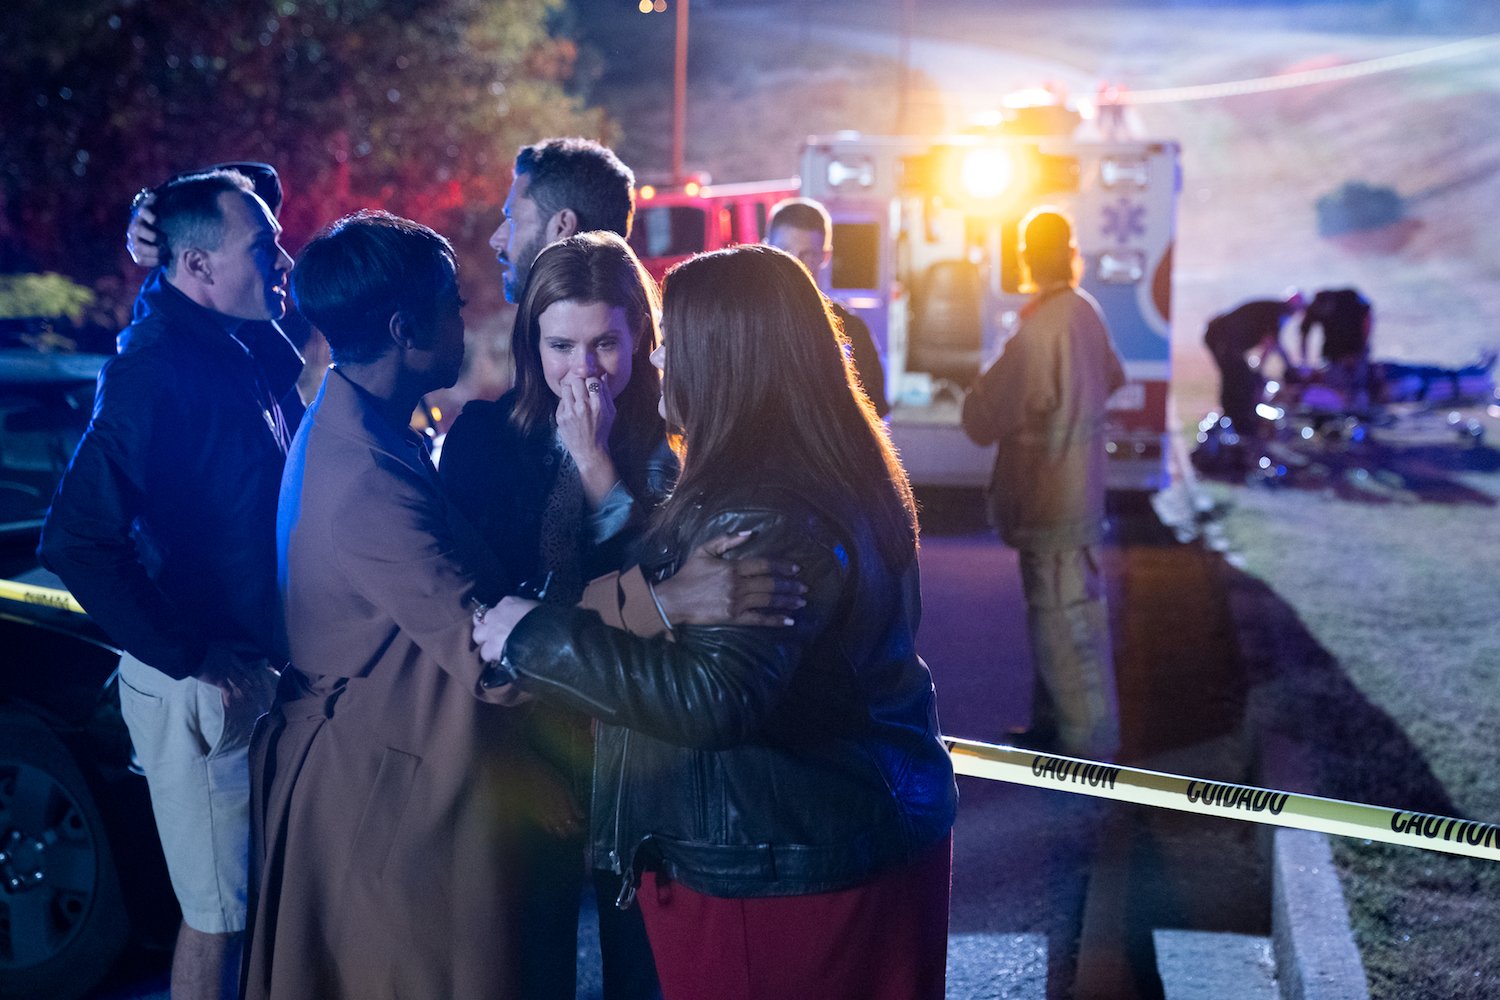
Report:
0,578,88,615
944,737,1500,863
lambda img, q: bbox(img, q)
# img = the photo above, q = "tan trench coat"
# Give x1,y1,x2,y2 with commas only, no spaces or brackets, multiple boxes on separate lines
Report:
243,369,667,999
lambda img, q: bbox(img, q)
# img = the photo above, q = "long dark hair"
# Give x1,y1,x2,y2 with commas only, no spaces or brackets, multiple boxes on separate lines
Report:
508,231,663,480
654,244,917,568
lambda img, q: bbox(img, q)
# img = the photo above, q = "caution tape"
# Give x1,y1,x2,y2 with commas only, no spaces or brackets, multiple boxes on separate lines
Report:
0,578,88,615
4,577,1492,863
945,737,1500,863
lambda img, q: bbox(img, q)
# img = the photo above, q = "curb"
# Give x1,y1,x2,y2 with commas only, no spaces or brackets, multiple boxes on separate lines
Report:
1168,426,1372,1000
1239,613,1372,1000
1272,828,1371,1000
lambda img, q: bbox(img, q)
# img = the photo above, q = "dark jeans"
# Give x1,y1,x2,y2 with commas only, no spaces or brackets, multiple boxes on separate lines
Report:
517,826,661,1000
1211,344,1260,429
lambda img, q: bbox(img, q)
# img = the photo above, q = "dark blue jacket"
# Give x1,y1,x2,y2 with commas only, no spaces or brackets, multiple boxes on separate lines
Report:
39,272,301,677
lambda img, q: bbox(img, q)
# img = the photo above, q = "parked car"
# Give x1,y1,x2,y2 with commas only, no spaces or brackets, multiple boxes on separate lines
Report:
0,351,105,545
0,349,177,999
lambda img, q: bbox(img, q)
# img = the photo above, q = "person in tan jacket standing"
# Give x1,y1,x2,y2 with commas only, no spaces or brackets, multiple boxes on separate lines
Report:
961,208,1126,760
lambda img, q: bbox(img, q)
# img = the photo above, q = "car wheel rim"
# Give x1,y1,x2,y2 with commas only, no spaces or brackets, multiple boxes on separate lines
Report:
0,762,99,970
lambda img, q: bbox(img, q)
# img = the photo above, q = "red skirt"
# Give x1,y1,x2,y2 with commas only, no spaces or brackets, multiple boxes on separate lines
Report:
637,833,952,1000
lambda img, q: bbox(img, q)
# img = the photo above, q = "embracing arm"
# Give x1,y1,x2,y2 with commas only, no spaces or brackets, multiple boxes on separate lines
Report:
578,528,804,640
577,566,673,638
493,509,843,748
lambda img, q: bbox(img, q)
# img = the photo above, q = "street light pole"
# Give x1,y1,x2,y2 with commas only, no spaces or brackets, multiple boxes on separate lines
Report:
897,0,914,134
671,0,689,184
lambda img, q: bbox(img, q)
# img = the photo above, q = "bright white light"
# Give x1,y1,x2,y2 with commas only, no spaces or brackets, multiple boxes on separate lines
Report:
960,148,1015,200
1002,87,1056,109
1098,250,1144,284
970,109,1006,130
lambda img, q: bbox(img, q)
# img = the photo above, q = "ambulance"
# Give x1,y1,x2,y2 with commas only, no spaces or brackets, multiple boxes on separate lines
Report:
800,106,1181,490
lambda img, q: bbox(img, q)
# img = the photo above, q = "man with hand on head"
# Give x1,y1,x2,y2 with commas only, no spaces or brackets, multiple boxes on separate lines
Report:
126,162,327,420
127,162,283,273
40,168,299,1000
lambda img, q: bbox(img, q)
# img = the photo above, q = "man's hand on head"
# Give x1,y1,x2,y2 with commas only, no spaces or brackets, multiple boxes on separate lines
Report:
127,190,164,269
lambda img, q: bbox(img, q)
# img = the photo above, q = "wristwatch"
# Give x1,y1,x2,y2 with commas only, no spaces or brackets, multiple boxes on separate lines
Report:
479,654,520,690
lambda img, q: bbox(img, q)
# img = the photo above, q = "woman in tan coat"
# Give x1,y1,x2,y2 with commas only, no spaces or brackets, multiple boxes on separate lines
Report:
242,211,542,999
245,212,794,1000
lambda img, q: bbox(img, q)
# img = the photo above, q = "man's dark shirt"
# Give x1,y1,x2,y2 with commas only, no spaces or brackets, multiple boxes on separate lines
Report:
1300,289,1371,362
1204,299,1288,356
831,301,890,418
39,271,301,678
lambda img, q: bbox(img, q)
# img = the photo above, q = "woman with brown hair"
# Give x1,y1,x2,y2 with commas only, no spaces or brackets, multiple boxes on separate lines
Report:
443,231,672,607
473,244,957,1000
442,231,798,999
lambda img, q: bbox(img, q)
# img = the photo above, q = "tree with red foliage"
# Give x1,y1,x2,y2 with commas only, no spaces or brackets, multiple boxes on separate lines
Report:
0,0,613,297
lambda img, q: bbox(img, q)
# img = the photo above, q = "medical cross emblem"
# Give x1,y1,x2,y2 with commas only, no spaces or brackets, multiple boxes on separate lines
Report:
1102,198,1147,243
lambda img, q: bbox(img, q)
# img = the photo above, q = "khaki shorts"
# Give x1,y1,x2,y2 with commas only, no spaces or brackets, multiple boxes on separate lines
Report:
116,650,276,934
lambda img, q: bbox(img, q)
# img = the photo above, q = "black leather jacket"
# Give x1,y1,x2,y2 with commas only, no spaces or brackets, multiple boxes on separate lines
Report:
503,481,958,899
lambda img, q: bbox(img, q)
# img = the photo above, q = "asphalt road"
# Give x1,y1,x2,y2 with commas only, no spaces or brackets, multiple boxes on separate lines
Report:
922,486,1266,1000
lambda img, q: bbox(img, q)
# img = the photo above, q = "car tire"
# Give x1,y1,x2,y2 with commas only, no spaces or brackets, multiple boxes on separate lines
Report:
0,710,129,1000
